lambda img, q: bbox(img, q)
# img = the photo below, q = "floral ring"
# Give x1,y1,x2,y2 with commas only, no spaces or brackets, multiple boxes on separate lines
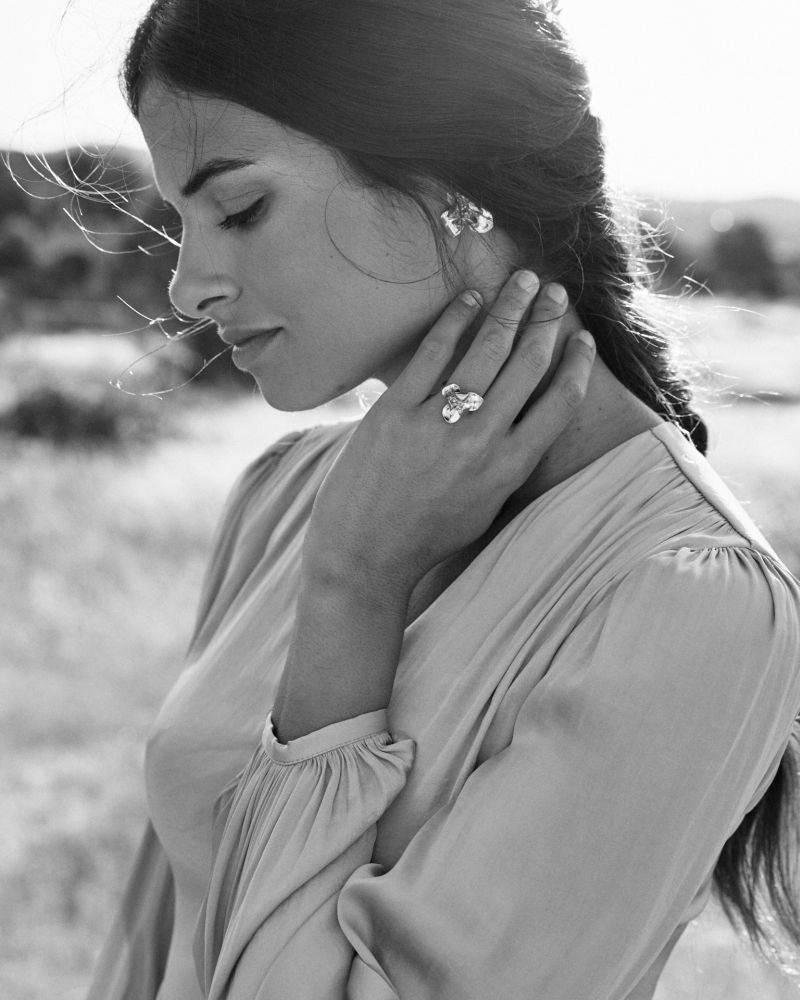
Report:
441,383,485,424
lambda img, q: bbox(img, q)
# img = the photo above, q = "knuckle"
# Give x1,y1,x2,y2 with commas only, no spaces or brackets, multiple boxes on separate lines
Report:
560,377,586,410
453,433,480,461
493,312,519,333
518,340,551,375
480,327,511,363
476,419,498,446
419,335,450,364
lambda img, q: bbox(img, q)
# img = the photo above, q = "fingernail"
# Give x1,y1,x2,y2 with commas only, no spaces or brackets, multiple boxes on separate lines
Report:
515,270,539,292
573,329,595,349
460,289,483,307
546,283,568,304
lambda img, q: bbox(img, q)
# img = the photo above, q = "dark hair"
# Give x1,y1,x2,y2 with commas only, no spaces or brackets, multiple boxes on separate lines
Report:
122,0,799,957
123,0,708,450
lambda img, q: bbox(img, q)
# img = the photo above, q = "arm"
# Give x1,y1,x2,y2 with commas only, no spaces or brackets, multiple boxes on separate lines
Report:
196,275,597,995
271,565,410,743
200,547,800,999
339,547,800,999
273,274,594,742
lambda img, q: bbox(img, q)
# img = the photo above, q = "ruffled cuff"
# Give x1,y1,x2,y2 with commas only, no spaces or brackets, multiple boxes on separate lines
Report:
198,709,414,1000
263,709,391,762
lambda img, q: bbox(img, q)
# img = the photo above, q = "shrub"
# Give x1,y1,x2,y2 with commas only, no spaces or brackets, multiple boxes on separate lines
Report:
0,383,169,448
708,220,783,298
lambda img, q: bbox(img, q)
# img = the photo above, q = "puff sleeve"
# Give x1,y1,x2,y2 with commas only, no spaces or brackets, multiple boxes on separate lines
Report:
199,545,800,1000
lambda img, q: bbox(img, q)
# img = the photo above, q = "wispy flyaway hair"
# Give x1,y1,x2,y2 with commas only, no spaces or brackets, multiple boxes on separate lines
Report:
123,0,800,959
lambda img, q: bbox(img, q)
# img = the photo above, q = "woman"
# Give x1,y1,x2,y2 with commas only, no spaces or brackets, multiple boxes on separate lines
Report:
88,1,800,997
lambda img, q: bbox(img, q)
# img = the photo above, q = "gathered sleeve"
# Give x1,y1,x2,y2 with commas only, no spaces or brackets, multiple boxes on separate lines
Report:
197,712,415,999
198,545,800,1000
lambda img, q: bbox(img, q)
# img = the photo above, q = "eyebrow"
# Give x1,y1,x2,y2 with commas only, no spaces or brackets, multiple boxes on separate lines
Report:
180,156,258,198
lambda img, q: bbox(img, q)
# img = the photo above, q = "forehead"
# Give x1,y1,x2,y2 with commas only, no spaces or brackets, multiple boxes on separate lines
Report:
137,82,334,197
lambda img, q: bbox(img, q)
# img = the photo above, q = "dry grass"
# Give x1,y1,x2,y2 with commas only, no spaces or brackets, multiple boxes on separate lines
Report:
1,297,799,999
0,382,347,999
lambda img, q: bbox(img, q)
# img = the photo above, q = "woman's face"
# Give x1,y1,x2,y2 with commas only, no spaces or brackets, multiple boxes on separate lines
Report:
139,85,507,410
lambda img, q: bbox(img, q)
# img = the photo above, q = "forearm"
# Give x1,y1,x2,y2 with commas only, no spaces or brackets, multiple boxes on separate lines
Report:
273,557,410,742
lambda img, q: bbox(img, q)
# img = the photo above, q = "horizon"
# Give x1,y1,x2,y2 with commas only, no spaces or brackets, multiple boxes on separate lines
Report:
2,0,799,202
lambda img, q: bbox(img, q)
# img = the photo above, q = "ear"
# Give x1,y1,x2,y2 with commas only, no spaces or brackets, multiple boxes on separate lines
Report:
415,180,528,295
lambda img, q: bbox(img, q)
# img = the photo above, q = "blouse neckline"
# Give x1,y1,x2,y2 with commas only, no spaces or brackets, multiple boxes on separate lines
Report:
403,421,679,631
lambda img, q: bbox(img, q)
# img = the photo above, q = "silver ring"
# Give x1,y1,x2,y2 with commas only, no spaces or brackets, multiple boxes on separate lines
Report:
441,383,484,424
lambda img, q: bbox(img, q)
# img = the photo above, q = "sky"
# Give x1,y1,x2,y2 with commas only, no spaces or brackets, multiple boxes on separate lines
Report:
1,0,798,202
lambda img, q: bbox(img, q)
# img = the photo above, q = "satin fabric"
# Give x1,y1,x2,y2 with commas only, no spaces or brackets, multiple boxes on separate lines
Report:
88,420,800,1000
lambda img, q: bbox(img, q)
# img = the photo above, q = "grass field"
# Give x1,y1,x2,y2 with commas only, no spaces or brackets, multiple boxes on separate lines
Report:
1,295,799,999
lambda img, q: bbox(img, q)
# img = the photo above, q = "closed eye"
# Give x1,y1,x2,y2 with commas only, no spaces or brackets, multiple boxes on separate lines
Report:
218,196,267,232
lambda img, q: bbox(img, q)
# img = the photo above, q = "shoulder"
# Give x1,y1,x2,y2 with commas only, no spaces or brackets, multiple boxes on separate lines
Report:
649,422,778,556
225,419,358,517
613,424,800,642
599,544,800,659
620,543,798,616
187,420,358,651
532,544,800,788
239,420,355,487
566,544,800,738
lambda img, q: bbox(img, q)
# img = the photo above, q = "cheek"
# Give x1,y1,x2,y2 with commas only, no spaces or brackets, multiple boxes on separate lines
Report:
322,187,443,286
244,194,452,359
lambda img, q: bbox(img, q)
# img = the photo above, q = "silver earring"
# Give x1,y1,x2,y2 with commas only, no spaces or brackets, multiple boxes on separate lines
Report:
440,193,494,237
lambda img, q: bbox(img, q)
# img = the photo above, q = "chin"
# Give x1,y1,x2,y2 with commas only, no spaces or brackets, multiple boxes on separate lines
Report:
251,372,357,413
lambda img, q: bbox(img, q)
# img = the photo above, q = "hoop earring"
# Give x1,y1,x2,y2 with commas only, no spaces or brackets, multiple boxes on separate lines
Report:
440,193,494,237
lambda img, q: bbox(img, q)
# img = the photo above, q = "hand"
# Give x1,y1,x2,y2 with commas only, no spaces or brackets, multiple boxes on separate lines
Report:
304,271,595,602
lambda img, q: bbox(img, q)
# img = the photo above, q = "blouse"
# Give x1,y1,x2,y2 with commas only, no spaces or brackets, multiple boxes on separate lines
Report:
88,419,800,1000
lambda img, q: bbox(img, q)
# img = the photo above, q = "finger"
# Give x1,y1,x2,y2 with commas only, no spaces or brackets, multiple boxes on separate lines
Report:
479,281,568,421
392,290,483,402
508,329,595,465
444,270,540,397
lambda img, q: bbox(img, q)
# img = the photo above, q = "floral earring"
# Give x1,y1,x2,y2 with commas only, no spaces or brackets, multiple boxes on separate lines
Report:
440,193,494,237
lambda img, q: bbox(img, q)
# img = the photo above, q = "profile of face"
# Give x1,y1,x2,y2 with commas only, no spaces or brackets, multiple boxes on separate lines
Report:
138,84,514,410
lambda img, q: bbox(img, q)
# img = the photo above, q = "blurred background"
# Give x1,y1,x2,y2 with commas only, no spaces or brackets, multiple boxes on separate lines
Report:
1,1,799,997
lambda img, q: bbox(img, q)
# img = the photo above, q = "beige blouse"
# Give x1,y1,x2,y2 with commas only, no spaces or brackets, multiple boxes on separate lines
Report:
88,419,800,1000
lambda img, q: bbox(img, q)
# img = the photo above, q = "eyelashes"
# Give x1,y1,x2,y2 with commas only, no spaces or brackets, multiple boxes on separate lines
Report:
218,196,268,232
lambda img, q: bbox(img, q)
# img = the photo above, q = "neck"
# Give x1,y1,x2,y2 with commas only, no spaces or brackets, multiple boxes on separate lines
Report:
383,295,666,536
500,356,664,527
491,297,664,525
405,318,665,619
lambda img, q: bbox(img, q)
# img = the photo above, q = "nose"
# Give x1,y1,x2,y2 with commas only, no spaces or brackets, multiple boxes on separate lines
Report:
168,237,239,320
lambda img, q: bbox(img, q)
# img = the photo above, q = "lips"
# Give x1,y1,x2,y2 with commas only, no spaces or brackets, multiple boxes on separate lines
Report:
220,327,282,347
